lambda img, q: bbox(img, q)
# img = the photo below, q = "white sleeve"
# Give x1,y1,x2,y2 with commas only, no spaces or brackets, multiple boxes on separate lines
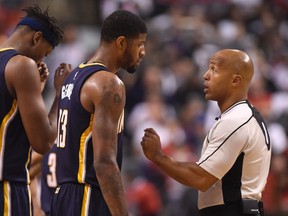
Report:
197,119,249,179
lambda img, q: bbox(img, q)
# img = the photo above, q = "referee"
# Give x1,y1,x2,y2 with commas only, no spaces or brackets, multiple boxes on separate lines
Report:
141,49,271,216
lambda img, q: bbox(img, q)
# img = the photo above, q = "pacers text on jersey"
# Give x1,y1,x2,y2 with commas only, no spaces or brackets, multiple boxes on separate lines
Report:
61,83,74,100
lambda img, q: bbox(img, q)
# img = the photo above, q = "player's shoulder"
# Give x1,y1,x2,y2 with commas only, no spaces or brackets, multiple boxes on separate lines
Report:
89,70,124,88
5,55,38,87
81,70,125,103
81,70,125,112
8,54,37,72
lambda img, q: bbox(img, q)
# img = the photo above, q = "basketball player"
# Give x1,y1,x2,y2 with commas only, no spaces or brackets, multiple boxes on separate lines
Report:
0,5,69,215
40,144,57,215
50,10,147,216
141,49,271,216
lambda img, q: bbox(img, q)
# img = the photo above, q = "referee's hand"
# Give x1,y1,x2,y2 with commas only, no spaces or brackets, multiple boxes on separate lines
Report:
141,128,162,162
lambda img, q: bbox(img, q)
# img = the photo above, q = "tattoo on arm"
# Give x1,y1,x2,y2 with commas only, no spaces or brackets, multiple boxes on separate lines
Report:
96,88,123,139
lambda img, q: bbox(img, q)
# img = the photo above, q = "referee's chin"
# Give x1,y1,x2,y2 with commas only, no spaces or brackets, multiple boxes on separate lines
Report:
204,94,211,101
204,94,216,101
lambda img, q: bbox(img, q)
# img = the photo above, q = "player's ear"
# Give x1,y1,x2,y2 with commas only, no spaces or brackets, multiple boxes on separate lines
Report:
116,36,127,50
32,31,43,46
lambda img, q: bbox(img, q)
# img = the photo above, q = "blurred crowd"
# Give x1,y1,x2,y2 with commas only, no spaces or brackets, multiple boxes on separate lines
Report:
1,0,288,215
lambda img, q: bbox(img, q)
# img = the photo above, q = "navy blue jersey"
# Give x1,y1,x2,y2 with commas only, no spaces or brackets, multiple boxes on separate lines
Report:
56,62,124,187
41,144,57,215
0,48,32,184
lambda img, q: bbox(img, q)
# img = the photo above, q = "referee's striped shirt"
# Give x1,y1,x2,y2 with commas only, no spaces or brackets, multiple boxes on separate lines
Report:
197,100,271,210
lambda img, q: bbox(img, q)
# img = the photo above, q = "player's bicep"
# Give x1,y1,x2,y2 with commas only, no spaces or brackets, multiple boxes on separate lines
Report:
7,57,49,142
14,66,45,117
96,88,124,137
90,74,125,162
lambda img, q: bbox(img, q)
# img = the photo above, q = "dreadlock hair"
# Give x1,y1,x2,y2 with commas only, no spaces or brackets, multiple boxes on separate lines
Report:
100,10,147,43
17,5,63,48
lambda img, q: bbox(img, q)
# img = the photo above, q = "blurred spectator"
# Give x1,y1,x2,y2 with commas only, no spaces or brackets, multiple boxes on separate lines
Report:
44,24,90,106
0,0,23,36
127,92,180,159
125,165,163,216
263,152,288,216
177,95,206,153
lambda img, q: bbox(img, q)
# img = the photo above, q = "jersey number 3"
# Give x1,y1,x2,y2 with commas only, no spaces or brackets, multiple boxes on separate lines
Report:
47,153,57,187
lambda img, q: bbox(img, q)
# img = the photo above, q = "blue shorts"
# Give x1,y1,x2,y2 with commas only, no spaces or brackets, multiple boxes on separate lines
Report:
50,183,112,216
0,181,32,216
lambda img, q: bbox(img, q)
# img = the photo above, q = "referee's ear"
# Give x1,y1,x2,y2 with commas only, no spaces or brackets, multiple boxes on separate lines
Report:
232,74,242,87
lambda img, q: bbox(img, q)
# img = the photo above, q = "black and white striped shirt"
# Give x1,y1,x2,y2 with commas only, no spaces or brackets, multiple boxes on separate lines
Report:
197,100,271,210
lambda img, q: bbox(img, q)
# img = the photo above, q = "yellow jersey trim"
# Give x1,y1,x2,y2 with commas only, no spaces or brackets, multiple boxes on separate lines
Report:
79,62,107,68
81,184,91,216
0,100,18,180
0,48,14,53
3,181,10,216
77,115,93,183
25,148,32,184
